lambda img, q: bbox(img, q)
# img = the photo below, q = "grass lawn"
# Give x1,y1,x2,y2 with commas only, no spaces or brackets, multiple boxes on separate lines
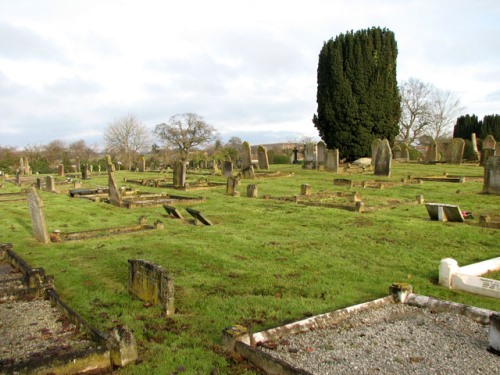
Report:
1,161,499,374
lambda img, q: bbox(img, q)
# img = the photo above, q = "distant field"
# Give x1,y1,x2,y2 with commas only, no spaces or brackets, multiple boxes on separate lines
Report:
1,161,499,374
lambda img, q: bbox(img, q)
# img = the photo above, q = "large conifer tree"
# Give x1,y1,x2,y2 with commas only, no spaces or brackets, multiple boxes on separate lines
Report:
313,27,401,161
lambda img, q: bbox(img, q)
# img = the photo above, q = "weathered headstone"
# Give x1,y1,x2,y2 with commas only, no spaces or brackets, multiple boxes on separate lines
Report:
301,184,311,196
481,135,497,166
186,207,213,225
76,157,80,173
425,140,438,162
303,143,316,169
108,165,123,207
425,203,465,222
371,139,382,166
105,155,112,166
226,176,240,196
241,141,252,169
325,149,339,172
19,158,25,175
223,161,233,178
163,204,184,219
471,133,480,161
36,177,42,190
246,184,258,198
483,156,500,194
26,187,50,243
45,176,55,192
450,138,465,164
392,144,403,159
138,156,146,172
257,145,269,170
81,164,88,180
173,161,186,188
23,157,30,175
374,139,392,177
241,165,255,179
316,141,326,166
15,170,20,185
128,259,174,317
57,164,65,177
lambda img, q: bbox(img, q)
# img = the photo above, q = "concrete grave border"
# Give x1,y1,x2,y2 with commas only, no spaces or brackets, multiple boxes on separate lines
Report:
439,257,500,299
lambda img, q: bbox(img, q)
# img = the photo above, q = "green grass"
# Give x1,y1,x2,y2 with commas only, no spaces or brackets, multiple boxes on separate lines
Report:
1,162,499,374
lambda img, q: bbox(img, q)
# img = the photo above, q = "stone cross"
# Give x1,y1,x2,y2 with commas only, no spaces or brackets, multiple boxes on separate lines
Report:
26,187,50,243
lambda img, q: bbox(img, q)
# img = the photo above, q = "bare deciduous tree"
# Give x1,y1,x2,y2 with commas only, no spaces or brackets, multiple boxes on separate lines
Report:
104,115,152,170
154,113,216,161
429,89,464,141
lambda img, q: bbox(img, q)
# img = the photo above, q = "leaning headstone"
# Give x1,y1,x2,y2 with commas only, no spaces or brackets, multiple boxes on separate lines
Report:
23,157,30,175
371,139,382,166
257,145,269,170
105,155,112,165
325,149,339,172
163,204,184,219
471,133,480,161
57,164,65,177
45,176,55,192
26,187,50,243
108,165,123,207
374,139,392,177
15,170,20,185
316,141,326,166
241,141,252,169
483,156,500,194
425,140,438,162
173,161,186,188
186,207,213,225
128,259,174,317
450,138,465,164
226,176,240,196
247,184,258,198
223,161,233,178
425,203,464,222
138,156,146,172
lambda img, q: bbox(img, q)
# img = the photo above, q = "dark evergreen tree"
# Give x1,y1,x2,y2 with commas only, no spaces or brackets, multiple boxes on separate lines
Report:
313,27,400,161
481,115,500,140
453,114,499,141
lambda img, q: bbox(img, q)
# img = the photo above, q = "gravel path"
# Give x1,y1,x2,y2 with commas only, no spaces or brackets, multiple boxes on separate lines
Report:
259,304,500,374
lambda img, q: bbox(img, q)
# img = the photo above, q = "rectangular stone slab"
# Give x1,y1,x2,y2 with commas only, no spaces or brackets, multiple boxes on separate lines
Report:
186,207,213,225
425,203,464,222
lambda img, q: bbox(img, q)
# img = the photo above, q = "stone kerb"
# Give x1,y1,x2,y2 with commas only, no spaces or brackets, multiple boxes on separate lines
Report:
128,259,175,317
483,156,500,194
26,187,50,244
439,257,500,299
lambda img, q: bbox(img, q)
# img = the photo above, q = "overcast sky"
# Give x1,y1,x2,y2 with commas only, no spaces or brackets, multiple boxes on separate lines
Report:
1,0,499,150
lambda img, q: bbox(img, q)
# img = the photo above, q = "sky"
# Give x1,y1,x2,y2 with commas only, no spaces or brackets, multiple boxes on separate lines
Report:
1,0,499,150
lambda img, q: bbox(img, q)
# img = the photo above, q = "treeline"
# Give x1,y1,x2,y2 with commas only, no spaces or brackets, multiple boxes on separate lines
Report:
453,114,500,141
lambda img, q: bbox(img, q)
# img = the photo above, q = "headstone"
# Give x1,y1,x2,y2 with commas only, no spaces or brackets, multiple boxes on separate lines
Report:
26,187,50,243
246,184,258,198
89,164,93,172
128,259,174,317
325,149,339,172
105,155,112,165
354,201,365,213
45,176,55,192
108,325,138,368
173,161,186,188
481,135,497,166
108,165,123,207
392,144,403,159
138,156,146,172
257,145,269,170
333,178,353,187
186,207,213,225
416,194,425,204
19,158,25,175
483,156,500,194
23,157,30,175
374,139,392,177
301,184,311,196
316,141,326,166
241,166,255,179
15,170,20,185
241,141,252,169
76,157,80,173
36,177,42,190
292,147,299,164
57,164,64,177
371,139,382,166
471,133,480,161
223,161,233,178
81,164,88,180
425,140,438,162
163,204,184,219
226,176,240,196
450,138,465,164
425,203,465,222
303,143,316,169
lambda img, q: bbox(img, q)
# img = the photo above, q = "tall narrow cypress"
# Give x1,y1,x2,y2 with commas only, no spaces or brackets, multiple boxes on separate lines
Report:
313,27,400,161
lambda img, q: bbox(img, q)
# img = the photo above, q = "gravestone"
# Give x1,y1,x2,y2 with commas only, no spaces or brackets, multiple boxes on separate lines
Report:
223,161,233,178
241,165,255,179
226,176,240,196
36,177,42,190
173,161,186,188
374,139,392,177
15,170,20,185
425,140,437,162
325,149,339,172
450,138,465,164
301,184,311,196
163,204,184,219
19,158,25,175
106,155,112,166
483,156,500,194
392,144,403,159
247,184,258,198
108,165,123,207
45,176,55,192
241,141,252,169
371,139,382,166
186,207,213,225
316,141,326,166
23,157,30,175
138,156,146,172
471,133,480,161
496,143,500,156
76,157,80,173
57,164,64,177
128,259,174,317
481,135,497,166
292,147,299,164
26,187,50,243
425,203,465,222
257,145,269,170
303,143,316,169
81,164,88,180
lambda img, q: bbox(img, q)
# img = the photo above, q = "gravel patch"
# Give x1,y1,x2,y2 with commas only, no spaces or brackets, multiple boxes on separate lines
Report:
259,304,500,374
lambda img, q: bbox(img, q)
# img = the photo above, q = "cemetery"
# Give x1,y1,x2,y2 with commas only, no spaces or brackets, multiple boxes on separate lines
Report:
0,148,499,373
